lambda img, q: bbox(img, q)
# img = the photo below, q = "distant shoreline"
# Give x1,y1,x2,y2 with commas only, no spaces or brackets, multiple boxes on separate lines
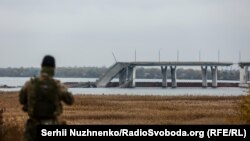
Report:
0,81,240,89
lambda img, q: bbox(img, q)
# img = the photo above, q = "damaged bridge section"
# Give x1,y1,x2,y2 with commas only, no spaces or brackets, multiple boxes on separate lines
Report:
96,62,135,88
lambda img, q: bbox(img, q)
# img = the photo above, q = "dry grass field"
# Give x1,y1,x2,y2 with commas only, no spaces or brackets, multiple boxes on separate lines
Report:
0,91,246,140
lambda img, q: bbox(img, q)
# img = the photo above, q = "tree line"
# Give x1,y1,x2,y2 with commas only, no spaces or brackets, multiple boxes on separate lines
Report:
0,67,240,80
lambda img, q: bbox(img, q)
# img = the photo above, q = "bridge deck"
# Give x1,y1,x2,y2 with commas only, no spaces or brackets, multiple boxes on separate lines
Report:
239,62,250,67
125,61,233,66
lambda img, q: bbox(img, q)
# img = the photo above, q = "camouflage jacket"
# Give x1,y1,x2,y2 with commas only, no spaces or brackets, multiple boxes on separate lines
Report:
19,72,74,119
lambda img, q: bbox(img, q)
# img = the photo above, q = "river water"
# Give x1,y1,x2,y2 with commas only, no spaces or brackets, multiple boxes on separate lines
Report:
0,77,247,96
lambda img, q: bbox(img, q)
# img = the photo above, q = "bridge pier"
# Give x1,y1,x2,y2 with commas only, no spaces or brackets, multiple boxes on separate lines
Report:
161,66,167,88
211,66,218,88
119,68,127,86
201,66,207,88
240,66,249,85
127,66,136,88
118,66,136,88
171,66,177,88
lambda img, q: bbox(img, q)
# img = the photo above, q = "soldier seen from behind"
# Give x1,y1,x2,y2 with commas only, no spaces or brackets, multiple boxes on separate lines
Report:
19,55,74,141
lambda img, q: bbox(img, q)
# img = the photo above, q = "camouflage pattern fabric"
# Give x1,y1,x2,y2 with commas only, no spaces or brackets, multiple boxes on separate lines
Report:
19,67,74,141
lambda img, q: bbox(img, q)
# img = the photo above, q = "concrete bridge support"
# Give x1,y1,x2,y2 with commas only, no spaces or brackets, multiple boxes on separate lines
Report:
127,66,136,88
119,68,127,86
171,66,177,88
161,66,167,88
211,66,218,88
240,66,249,84
201,66,208,88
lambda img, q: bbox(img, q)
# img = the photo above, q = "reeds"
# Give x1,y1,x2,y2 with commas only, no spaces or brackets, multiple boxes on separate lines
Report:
240,87,250,123
2,117,24,141
0,91,25,141
62,95,241,125
0,107,4,141
0,92,245,141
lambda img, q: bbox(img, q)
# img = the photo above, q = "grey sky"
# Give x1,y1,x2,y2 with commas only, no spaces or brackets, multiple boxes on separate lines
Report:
0,0,250,68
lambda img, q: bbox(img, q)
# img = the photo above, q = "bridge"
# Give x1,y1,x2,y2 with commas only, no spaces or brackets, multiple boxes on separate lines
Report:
95,61,234,88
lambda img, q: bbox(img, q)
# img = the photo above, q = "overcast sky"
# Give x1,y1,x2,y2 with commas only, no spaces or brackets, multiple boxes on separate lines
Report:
0,0,250,68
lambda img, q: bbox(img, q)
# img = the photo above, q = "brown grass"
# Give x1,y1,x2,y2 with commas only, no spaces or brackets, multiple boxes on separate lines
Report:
240,88,250,123
0,91,245,141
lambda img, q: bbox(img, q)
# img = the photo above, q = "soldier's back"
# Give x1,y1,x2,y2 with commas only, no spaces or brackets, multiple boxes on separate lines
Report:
27,76,61,119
